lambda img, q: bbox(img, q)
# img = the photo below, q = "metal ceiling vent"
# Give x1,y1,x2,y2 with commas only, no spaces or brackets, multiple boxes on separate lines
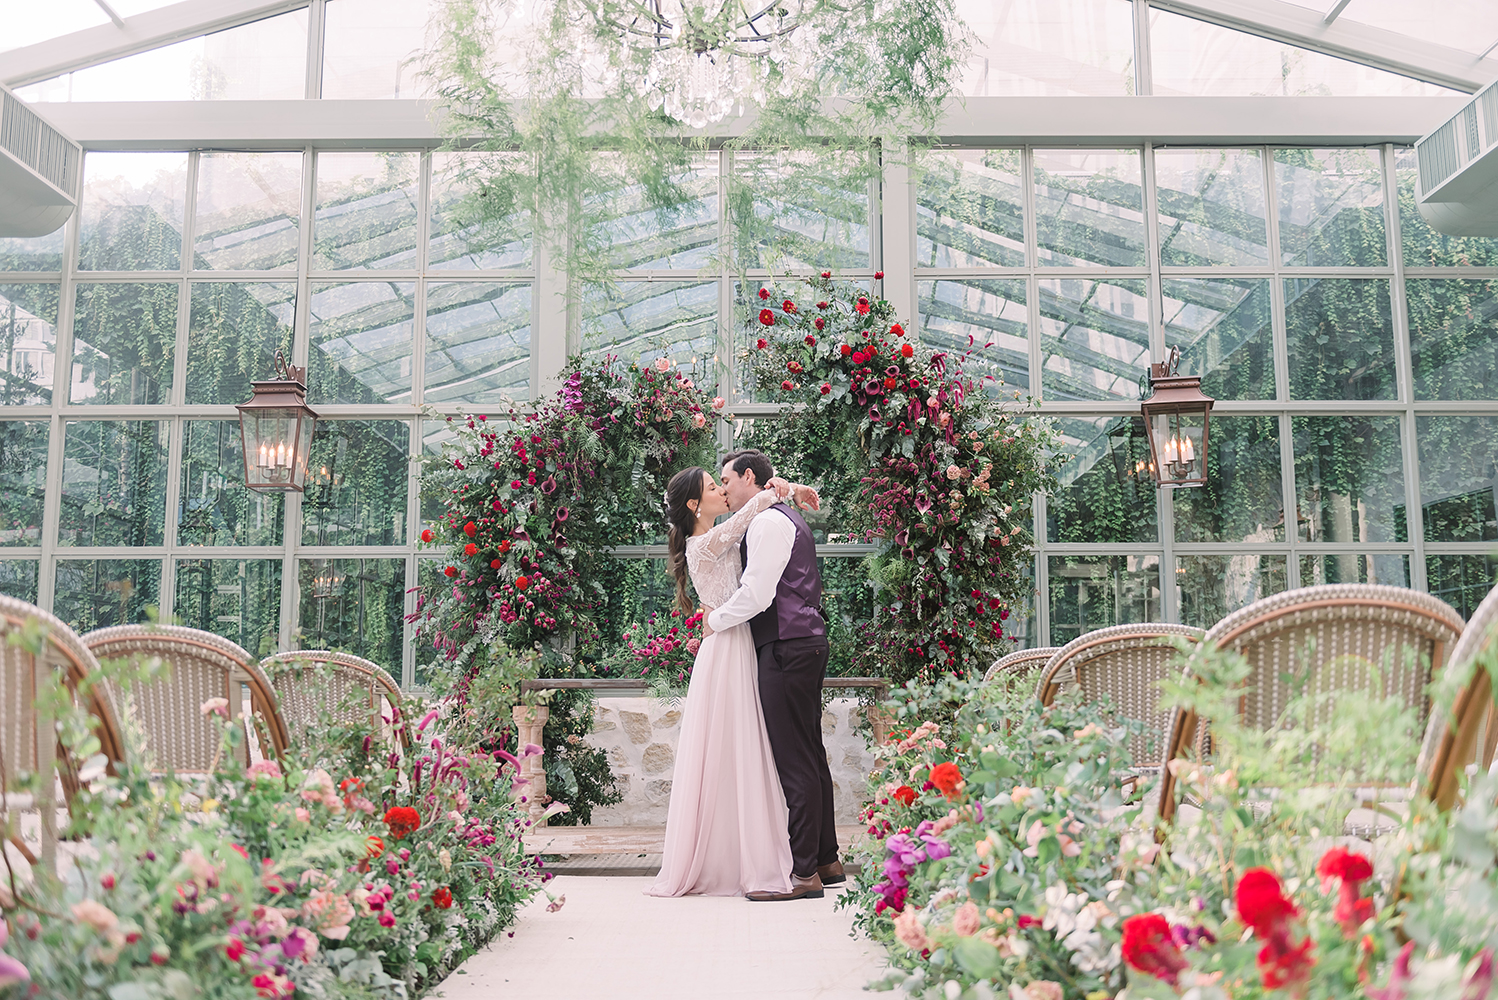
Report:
1417,81,1498,236
0,84,81,239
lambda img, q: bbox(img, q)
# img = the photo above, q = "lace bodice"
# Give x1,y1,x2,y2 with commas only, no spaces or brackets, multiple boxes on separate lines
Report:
686,490,781,607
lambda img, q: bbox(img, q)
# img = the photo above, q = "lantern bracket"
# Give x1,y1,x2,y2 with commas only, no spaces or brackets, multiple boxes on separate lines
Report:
270,349,306,388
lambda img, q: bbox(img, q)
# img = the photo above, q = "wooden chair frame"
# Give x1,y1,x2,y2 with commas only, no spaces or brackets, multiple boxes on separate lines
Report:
1417,583,1498,812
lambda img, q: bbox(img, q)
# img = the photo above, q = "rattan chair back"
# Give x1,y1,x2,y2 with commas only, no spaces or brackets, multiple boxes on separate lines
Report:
1155,584,1464,826
1037,624,1204,767
1416,581,1498,812
261,650,410,751
83,625,289,773
983,647,1058,685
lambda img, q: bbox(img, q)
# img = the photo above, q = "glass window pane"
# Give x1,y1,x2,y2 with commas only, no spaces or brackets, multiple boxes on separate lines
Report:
0,229,66,273
916,149,1025,268
1,1,109,54
313,152,420,272
1274,148,1386,267
184,282,296,406
1046,415,1157,543
70,282,178,405
1173,415,1284,543
1283,278,1395,400
425,281,532,405
297,558,406,672
731,416,859,545
301,420,409,546
732,150,870,271
1427,554,1498,622
1293,415,1406,544
179,420,284,547
419,416,464,524
593,152,719,270
321,0,433,99
1396,148,1498,268
917,278,1029,392
193,152,302,271
429,152,533,270
582,281,718,389
1176,554,1288,629
308,281,416,405
1033,149,1146,268
53,559,162,632
0,421,48,547
1149,11,1462,97
16,13,307,102
1154,148,1269,267
1162,277,1274,400
1039,276,1150,401
59,420,169,547
0,283,59,404
1408,279,1498,400
1047,555,1161,645
1416,415,1498,543
175,558,282,657
1299,553,1410,588
957,0,1135,96
78,153,187,271
0,562,39,604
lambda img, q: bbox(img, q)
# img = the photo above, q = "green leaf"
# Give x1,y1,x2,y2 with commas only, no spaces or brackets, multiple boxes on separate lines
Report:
953,935,1004,979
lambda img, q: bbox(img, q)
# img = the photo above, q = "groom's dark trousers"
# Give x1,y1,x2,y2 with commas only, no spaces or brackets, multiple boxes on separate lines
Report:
757,635,838,879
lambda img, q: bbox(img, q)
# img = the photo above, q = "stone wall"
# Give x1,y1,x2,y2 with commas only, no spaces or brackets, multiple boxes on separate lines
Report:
583,696,876,827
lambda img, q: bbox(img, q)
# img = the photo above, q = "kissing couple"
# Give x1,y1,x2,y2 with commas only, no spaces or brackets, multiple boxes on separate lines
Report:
645,449,843,901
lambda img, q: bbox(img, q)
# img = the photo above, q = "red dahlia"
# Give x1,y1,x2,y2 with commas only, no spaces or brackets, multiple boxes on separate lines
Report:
384,806,421,840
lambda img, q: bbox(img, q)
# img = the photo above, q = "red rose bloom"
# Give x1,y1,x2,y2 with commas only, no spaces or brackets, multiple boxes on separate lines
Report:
782,299,797,313
820,383,830,395
443,566,458,578
928,762,963,799
498,538,512,553
384,806,421,840
781,380,795,391
1121,914,1188,986
758,287,770,300
851,351,868,364
815,317,826,330
820,271,831,278
1235,868,1298,934
1016,914,1042,929
432,886,454,909
804,335,817,345
463,521,477,537
817,301,829,309
866,343,877,356
840,343,851,355
515,575,530,590
892,785,916,807
787,361,803,373
856,302,870,315
464,542,478,556
890,323,904,336
759,308,775,326
875,271,884,279
420,528,434,543
901,343,914,358
226,937,247,962
756,338,768,349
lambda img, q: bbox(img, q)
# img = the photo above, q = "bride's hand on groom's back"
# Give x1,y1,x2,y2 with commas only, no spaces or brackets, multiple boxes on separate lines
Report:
767,476,792,499
793,484,820,511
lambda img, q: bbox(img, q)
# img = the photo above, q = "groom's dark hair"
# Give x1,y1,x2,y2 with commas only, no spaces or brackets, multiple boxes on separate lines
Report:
722,449,774,488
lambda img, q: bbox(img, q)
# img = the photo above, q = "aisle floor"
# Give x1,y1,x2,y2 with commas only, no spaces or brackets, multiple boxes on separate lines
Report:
438,875,888,1000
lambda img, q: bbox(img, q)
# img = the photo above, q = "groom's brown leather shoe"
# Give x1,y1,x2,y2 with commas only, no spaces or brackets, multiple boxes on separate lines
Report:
817,860,846,885
746,873,824,901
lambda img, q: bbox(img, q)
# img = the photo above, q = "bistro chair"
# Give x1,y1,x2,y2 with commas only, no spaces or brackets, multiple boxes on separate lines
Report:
983,646,1058,685
83,625,289,774
1154,584,1465,827
1416,581,1498,812
261,650,411,752
0,594,124,869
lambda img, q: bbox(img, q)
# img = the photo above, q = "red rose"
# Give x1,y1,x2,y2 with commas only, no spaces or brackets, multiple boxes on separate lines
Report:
815,317,825,330
820,271,831,278
515,576,530,590
463,521,477,537
884,377,897,389
892,785,916,806
759,308,775,326
499,539,512,553
840,344,851,356
875,271,884,279
443,566,458,578
384,806,421,840
866,344,878,356
756,338,768,349
781,380,795,391
510,479,523,489
758,287,770,300
901,343,914,358
490,558,502,569
787,361,803,373
782,299,797,313
1121,914,1188,986
420,528,434,543
820,383,831,395
817,301,829,309
464,542,478,556
851,352,867,364
856,302,870,315
1235,868,1297,935
432,886,454,909
226,937,247,962
1315,847,1373,887
891,324,903,336
804,335,817,346
928,762,963,799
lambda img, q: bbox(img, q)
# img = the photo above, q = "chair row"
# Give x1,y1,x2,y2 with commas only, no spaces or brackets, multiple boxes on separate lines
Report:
0,594,409,865
983,582,1491,823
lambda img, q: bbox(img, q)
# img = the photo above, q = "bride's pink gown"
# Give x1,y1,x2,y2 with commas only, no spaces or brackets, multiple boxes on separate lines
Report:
647,490,794,897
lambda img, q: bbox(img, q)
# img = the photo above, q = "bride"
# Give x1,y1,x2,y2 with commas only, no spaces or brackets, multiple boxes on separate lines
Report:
646,466,816,897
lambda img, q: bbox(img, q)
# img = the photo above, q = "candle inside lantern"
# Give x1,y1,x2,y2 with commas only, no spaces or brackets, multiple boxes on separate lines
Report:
1181,436,1195,463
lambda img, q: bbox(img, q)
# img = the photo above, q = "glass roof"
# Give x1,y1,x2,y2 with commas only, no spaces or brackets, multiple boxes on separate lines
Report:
1272,0,1498,57
0,0,110,54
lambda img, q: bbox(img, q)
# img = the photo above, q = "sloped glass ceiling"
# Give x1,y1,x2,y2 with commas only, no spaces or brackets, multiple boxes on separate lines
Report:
1277,0,1498,57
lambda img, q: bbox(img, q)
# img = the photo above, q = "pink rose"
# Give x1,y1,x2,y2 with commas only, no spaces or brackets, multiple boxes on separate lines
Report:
692,412,706,429
685,638,700,654
711,396,725,410
952,901,981,936
200,697,229,718
248,760,283,780
70,900,118,933
893,906,930,951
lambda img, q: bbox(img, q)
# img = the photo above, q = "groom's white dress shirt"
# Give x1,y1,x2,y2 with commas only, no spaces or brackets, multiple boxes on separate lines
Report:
706,503,796,634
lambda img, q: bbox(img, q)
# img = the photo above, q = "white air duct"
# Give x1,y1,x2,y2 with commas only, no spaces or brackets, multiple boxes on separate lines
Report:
1416,82,1498,237
0,85,81,238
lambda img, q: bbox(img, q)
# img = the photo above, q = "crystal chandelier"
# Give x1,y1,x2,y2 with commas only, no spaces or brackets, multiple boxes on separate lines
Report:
594,0,821,128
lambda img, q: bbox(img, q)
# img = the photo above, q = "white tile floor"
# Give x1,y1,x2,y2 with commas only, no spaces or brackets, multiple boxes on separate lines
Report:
438,876,888,1000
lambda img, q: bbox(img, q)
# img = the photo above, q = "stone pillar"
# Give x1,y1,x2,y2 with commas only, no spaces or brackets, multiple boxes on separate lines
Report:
511,704,550,825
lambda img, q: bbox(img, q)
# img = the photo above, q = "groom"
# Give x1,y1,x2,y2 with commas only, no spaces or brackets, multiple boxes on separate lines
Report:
702,449,842,901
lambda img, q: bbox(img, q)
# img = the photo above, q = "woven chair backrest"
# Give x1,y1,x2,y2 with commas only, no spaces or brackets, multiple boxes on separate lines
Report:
983,647,1059,684
261,651,409,751
83,625,288,774
1416,581,1498,811
1037,624,1204,766
0,595,122,784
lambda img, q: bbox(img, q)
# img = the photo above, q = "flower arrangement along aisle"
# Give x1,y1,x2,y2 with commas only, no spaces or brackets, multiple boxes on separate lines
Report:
740,274,1056,686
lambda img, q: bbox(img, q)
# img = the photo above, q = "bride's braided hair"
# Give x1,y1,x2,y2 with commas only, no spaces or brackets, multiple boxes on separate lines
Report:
663,466,707,615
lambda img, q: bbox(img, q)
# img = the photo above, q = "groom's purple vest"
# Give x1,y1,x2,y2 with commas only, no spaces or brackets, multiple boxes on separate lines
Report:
740,502,826,649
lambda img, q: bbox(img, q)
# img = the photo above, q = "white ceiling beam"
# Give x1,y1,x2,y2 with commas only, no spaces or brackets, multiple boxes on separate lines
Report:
0,0,308,89
1321,0,1354,25
34,95,1465,150
1149,0,1498,93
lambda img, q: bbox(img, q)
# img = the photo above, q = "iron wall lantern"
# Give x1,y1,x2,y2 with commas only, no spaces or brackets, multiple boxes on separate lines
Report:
1140,346,1213,489
237,352,318,493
